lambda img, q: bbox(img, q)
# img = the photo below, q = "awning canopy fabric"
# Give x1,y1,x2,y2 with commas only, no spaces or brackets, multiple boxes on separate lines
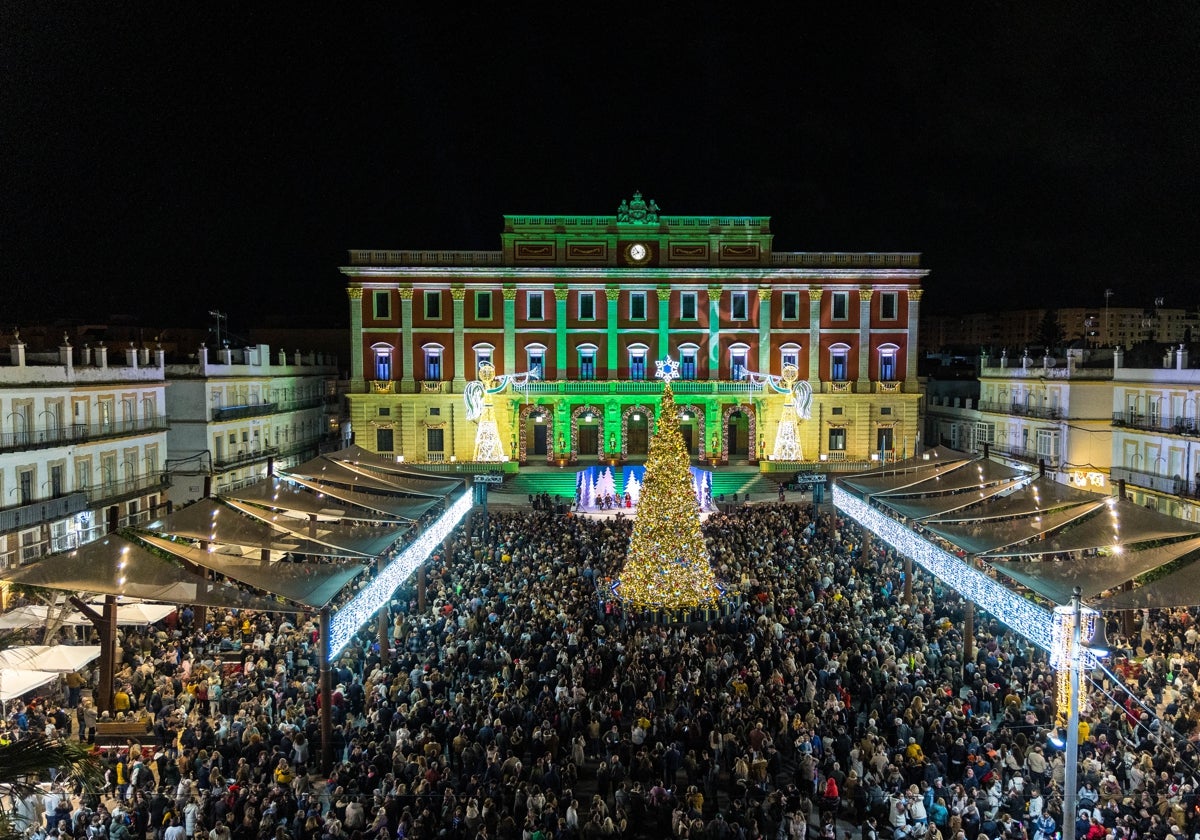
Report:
285,457,439,496
138,534,366,609
982,497,1200,557
882,477,1032,521
1092,555,1200,611
0,645,101,673
0,668,58,702
326,446,466,491
989,536,1200,605
838,451,975,497
922,501,1108,556
146,499,302,550
927,476,1102,523
222,478,359,520
871,459,1030,497
0,535,292,611
221,500,406,557
283,475,442,521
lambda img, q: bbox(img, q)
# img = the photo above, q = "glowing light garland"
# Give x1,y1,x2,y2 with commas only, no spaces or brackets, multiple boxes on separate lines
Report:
833,486,1054,651
328,491,473,658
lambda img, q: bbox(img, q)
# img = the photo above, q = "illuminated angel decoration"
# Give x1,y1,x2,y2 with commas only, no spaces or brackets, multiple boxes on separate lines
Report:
464,362,540,461
746,363,811,461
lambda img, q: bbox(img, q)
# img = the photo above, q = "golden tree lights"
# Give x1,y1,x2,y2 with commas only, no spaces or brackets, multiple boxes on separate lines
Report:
618,359,721,609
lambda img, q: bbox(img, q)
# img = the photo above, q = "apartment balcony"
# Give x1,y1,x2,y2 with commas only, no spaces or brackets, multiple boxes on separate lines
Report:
0,415,169,454
0,492,89,535
213,446,279,471
978,401,1062,420
1111,412,1200,436
1111,466,1200,499
989,443,1060,468
85,472,170,508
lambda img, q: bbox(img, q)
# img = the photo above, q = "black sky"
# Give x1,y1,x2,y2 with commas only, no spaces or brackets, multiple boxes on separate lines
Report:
4,4,1199,330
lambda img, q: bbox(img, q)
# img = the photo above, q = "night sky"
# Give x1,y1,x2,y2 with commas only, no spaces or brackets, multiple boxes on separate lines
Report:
4,5,1199,330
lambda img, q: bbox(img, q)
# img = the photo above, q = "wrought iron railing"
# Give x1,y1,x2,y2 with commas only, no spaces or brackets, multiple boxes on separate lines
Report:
0,415,169,454
978,402,1061,420
213,447,279,470
1111,466,1199,498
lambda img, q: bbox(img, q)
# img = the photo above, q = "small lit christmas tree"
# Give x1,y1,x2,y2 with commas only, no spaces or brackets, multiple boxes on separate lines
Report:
618,357,722,609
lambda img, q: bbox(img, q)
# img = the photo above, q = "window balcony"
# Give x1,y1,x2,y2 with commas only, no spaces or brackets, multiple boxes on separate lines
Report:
213,446,280,471
990,443,1060,468
0,415,169,454
0,492,89,535
1111,466,1199,499
84,472,170,508
977,402,1061,420
1112,412,1198,435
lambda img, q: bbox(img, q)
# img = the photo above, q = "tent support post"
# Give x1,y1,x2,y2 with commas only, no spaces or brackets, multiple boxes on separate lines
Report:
319,605,333,774
903,555,913,605
70,596,115,713
963,600,975,677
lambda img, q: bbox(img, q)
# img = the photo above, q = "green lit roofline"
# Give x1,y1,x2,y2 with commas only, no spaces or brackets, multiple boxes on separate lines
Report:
341,266,928,281
501,215,771,228
346,251,922,269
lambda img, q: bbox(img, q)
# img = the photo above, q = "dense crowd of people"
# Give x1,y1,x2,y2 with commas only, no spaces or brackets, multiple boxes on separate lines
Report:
6,499,1200,840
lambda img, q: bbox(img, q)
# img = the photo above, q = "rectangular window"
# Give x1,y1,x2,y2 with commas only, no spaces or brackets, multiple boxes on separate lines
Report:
680,292,697,320
376,428,394,452
731,351,747,380
579,351,596,381
880,406,892,416
782,292,799,321
681,351,697,379
831,351,848,381
476,291,492,320
630,291,647,321
429,407,440,416
781,350,799,369
831,407,844,415
527,291,544,320
1036,429,1060,461
426,428,444,453
877,427,894,453
424,290,442,320
731,291,748,321
378,407,390,416
375,352,391,381
973,422,995,446
880,291,898,320
880,352,897,381
373,290,391,320
425,351,442,380
579,291,595,321
832,291,849,321
828,428,846,452
630,353,646,381
527,349,545,378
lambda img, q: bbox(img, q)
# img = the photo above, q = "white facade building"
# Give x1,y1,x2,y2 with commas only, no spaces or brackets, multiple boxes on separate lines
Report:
165,344,341,505
1110,346,1200,522
0,337,169,568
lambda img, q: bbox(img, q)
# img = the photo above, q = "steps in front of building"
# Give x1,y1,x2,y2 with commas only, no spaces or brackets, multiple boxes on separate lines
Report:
496,463,776,504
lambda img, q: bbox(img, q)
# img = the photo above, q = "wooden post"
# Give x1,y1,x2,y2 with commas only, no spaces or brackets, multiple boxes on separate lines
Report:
903,555,914,605
963,600,975,677
319,606,333,774
71,596,116,713
418,565,427,614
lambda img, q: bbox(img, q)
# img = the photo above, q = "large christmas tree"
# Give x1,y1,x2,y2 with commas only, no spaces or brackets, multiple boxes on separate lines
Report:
618,360,722,609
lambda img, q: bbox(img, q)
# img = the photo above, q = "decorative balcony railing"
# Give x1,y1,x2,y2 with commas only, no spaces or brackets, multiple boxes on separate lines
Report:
84,472,170,507
977,402,1062,420
213,447,280,471
1111,466,1199,499
0,492,89,535
1112,412,1199,435
0,415,169,454
989,443,1060,468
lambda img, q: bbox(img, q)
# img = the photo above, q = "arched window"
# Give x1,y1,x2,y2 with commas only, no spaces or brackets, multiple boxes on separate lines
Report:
421,343,444,381
628,343,649,381
577,343,598,381
829,343,850,382
473,343,495,375
371,342,394,381
779,343,801,372
678,343,700,380
728,343,750,380
878,343,899,382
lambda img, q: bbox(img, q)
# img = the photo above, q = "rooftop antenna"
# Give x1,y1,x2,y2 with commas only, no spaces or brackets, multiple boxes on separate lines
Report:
208,310,227,349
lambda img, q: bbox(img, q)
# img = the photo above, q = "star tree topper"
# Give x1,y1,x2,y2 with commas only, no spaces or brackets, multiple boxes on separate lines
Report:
655,355,680,384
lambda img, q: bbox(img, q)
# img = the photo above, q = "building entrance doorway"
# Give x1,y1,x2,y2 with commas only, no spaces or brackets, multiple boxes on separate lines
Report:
577,424,599,458
727,411,749,457
627,414,649,456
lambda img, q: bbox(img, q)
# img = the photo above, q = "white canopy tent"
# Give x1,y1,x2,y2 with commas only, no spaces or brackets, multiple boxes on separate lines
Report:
0,645,100,673
0,668,58,702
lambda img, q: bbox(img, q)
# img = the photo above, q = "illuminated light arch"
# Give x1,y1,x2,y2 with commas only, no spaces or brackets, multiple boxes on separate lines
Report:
518,403,555,464
569,404,605,462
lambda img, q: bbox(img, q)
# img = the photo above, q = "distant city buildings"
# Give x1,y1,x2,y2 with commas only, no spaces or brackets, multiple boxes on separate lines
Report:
923,306,1198,353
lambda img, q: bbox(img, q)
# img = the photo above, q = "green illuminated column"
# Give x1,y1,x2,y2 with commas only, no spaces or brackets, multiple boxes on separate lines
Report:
606,286,620,378
857,288,872,391
451,286,466,387
906,289,922,391
657,287,671,359
808,288,822,389
399,287,415,392
555,286,569,377
757,288,772,373
347,288,364,390
503,286,517,375
708,288,722,380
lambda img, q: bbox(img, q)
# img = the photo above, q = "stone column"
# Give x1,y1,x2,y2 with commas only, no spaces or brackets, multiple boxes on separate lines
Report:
503,286,517,375
708,288,722,379
606,286,620,378
757,288,772,373
808,289,822,388
657,287,671,360
451,286,466,387
857,288,872,391
555,287,569,378
347,288,364,389
399,287,415,392
906,289,922,391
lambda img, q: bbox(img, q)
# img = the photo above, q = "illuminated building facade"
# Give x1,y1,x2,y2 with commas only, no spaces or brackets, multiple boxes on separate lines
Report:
342,195,926,466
